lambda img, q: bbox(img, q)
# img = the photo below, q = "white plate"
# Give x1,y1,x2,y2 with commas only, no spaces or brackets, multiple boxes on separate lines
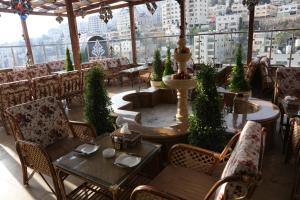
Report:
75,144,100,155
114,153,141,168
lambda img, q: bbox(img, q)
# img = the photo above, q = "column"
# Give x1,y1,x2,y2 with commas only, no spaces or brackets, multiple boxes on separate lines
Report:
65,0,81,70
21,18,34,64
247,4,255,65
129,4,137,64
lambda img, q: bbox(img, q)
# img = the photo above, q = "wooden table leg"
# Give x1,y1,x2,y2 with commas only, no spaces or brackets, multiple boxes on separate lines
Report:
56,169,67,200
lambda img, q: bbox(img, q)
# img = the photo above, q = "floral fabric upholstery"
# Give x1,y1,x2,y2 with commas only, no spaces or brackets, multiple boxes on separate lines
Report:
81,62,97,69
60,70,82,98
214,121,263,200
275,68,300,104
27,65,49,78
0,80,32,109
32,74,61,99
46,60,65,72
96,59,108,70
107,58,120,72
7,69,29,82
0,72,9,84
119,57,129,66
6,97,71,147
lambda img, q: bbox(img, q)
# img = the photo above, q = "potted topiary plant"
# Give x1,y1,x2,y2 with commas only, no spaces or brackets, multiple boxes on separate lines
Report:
84,66,114,135
228,44,250,97
150,49,164,88
188,64,226,152
65,48,74,71
161,46,174,88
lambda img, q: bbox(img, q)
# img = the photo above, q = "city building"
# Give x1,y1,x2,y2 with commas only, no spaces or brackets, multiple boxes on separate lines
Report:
161,0,180,34
255,4,277,18
186,0,208,28
208,4,227,18
216,14,241,32
277,3,300,16
87,15,108,36
231,3,248,15
116,8,138,39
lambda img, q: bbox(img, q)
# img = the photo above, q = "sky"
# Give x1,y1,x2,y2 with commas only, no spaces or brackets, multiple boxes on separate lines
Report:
0,13,67,44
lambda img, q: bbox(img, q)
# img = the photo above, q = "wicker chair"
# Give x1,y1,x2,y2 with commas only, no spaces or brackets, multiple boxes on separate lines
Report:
31,74,61,100
7,69,30,82
5,96,96,199
60,70,83,107
131,121,265,200
26,64,50,79
0,80,32,135
291,117,300,200
46,60,65,72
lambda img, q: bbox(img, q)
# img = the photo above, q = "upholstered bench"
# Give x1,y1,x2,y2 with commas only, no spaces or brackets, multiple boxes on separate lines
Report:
131,121,265,200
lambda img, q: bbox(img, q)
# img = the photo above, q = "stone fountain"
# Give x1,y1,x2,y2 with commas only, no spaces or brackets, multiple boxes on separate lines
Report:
162,37,196,132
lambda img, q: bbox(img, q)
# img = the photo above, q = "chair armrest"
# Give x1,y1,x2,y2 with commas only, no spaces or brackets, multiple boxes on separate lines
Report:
168,143,221,174
69,121,96,143
130,185,181,200
16,140,53,176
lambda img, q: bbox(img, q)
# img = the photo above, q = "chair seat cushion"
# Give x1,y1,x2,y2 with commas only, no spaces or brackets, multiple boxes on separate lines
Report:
149,165,217,200
45,137,83,161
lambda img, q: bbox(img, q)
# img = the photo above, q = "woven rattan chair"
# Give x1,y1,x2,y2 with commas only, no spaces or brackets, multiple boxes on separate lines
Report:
6,96,96,199
60,70,83,107
46,60,65,72
32,74,61,100
131,121,265,200
0,80,32,135
291,117,300,200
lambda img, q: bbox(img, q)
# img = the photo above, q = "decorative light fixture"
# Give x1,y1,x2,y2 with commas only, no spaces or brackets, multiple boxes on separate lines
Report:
10,0,33,20
146,2,157,15
99,4,113,24
79,9,86,19
56,15,63,23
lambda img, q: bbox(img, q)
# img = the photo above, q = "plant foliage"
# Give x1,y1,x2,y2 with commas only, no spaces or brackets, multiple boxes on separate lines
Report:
65,48,74,71
229,44,249,92
84,66,114,135
152,49,164,81
163,47,174,76
188,64,226,152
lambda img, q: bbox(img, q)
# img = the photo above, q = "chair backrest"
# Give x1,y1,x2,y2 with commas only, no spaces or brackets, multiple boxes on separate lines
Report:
214,121,264,200
291,117,300,155
27,64,49,79
274,67,300,104
32,74,61,99
46,60,65,72
6,97,72,147
96,59,108,70
107,58,120,71
81,62,96,69
0,72,9,84
60,70,82,97
0,80,32,109
7,69,29,82
119,57,130,66
81,68,92,89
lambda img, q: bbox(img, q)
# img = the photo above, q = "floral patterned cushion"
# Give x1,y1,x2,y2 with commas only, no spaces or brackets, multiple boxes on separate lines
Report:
96,60,108,70
46,60,65,72
276,68,300,101
7,69,29,82
107,58,120,71
0,80,32,109
119,57,130,66
32,74,61,99
0,72,9,84
27,65,49,78
60,70,82,97
6,97,71,147
214,121,263,200
81,62,97,69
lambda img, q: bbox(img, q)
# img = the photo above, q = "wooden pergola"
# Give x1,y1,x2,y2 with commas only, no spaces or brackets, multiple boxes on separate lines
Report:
0,0,257,68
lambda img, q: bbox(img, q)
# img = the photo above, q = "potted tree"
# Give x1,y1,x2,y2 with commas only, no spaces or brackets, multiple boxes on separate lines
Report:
84,66,114,135
228,44,250,98
188,64,226,152
161,46,174,88
150,49,164,88
65,48,74,71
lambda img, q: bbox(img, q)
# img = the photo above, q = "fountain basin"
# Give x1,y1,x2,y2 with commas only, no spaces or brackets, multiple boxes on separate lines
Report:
162,75,196,90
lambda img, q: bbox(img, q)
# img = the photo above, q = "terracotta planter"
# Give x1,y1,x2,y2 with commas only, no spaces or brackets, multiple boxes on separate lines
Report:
150,80,162,89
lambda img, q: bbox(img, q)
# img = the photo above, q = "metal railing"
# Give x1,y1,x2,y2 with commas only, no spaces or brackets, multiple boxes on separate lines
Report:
1,28,300,68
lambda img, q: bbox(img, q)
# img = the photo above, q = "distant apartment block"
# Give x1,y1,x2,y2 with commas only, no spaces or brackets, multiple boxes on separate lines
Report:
87,15,107,35
231,3,248,14
162,0,180,33
186,0,208,28
216,14,240,32
255,4,277,18
208,4,227,18
277,3,300,16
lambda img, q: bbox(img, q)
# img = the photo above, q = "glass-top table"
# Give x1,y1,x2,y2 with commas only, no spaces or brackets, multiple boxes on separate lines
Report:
54,134,161,200
120,65,149,88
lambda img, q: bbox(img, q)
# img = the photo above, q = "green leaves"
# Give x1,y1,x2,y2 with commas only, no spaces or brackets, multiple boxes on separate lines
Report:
229,44,249,92
152,49,164,81
188,64,226,152
84,66,114,135
163,46,174,77
65,48,74,71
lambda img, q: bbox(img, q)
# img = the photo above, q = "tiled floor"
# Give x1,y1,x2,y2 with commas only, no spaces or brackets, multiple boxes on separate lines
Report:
0,84,296,199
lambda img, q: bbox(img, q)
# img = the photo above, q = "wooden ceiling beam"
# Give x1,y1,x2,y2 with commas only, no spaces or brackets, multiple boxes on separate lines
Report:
0,8,68,17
